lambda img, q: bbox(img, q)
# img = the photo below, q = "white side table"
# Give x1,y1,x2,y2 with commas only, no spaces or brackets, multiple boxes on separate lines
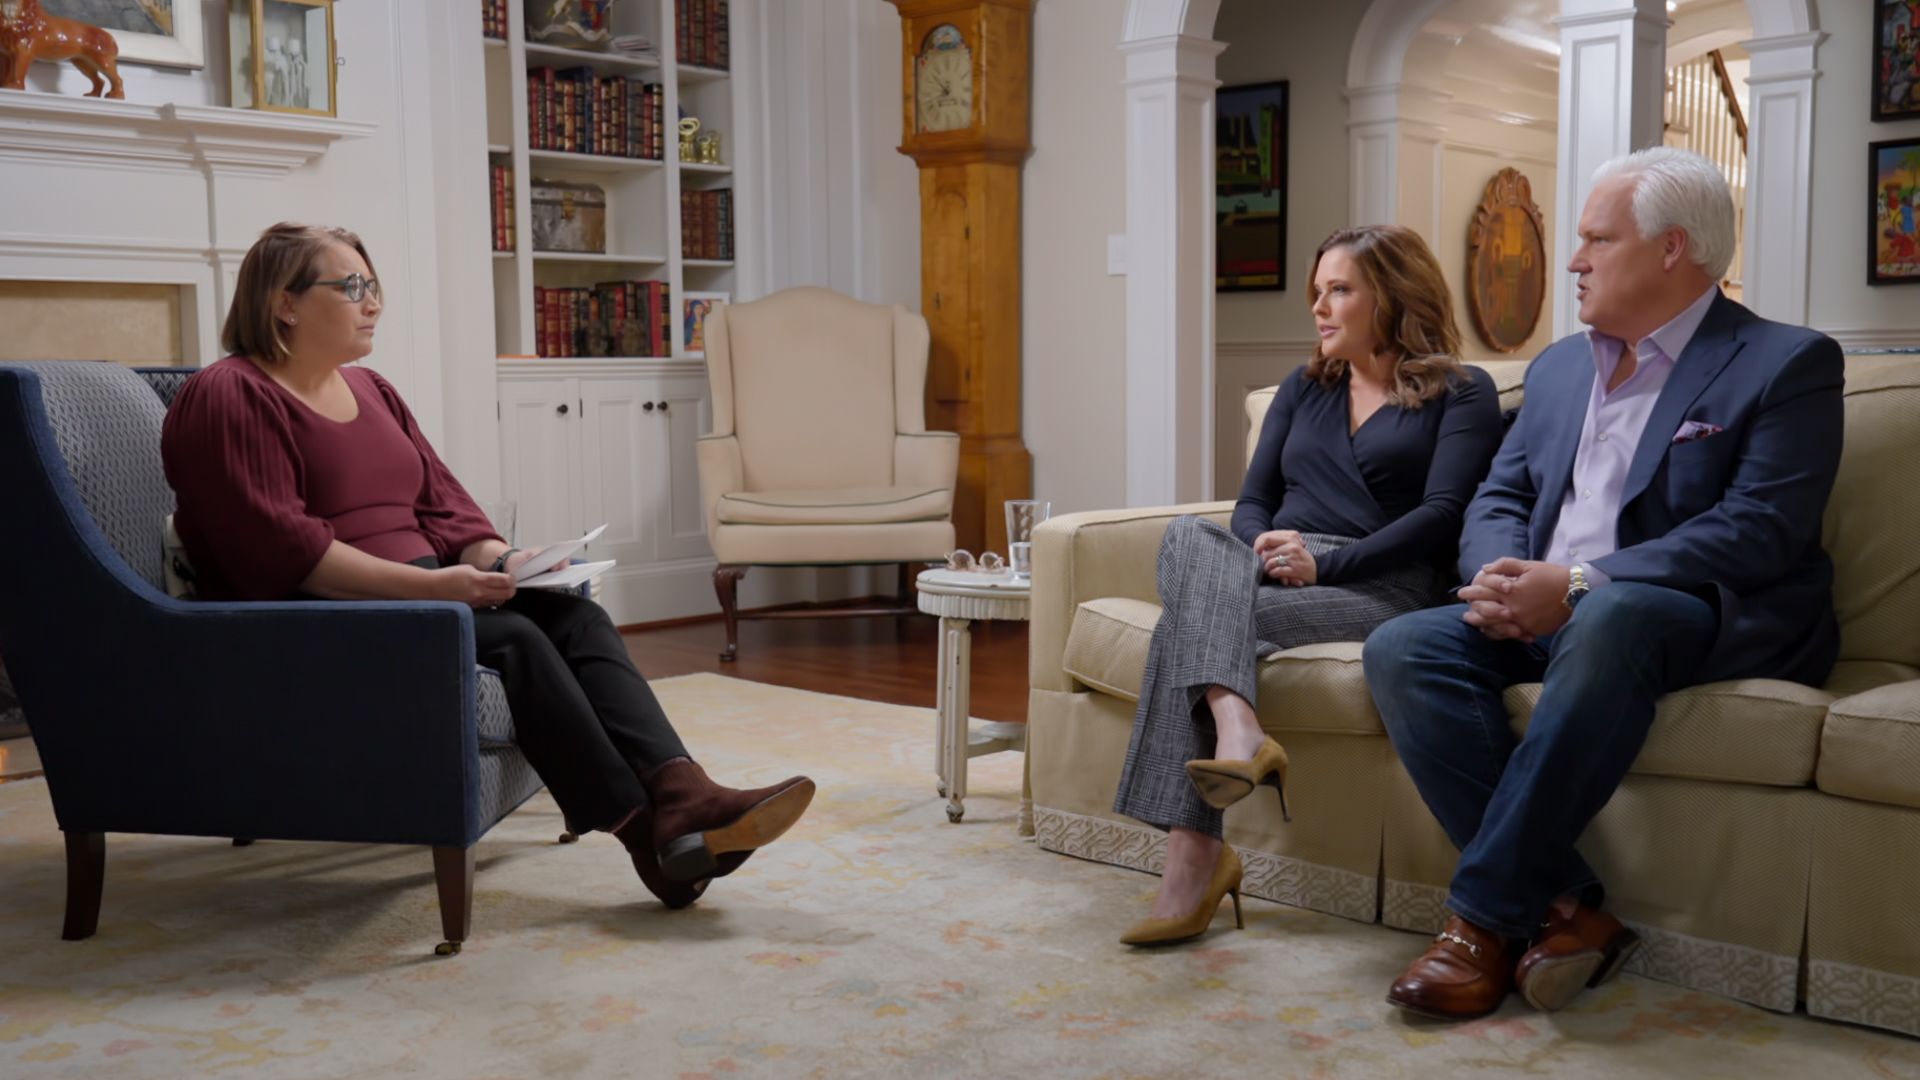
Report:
916,568,1032,832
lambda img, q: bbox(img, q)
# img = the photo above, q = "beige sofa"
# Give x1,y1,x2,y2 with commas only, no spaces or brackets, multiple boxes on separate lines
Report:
1027,353,1920,1036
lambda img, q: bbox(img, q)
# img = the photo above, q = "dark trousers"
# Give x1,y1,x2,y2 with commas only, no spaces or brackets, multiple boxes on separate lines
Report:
472,588,688,834
1361,582,1718,937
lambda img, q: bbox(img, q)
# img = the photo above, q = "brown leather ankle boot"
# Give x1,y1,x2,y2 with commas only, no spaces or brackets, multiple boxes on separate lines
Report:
643,759,816,882
610,806,708,909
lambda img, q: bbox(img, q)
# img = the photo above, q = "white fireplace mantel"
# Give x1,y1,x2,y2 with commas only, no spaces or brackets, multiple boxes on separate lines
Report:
0,93,374,175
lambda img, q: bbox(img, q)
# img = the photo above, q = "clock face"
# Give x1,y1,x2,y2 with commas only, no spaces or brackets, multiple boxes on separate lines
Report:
916,28,973,134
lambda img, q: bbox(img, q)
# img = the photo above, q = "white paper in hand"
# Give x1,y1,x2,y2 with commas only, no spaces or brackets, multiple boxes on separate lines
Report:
518,559,616,590
513,523,609,582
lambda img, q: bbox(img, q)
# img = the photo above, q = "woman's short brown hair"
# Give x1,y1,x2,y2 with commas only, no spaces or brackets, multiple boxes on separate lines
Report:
1304,224,1465,407
221,222,376,363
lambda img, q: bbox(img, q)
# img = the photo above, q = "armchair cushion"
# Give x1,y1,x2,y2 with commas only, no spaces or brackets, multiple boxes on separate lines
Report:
1817,680,1920,810
476,666,514,746
715,484,952,525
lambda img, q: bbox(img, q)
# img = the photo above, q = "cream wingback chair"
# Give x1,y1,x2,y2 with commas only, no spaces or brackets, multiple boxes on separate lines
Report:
697,286,959,661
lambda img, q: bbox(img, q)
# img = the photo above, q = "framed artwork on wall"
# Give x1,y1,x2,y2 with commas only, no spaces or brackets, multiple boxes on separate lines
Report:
682,292,729,358
1466,167,1548,352
1870,137,1920,284
228,0,336,116
1873,0,1919,122
1215,81,1289,292
41,0,205,69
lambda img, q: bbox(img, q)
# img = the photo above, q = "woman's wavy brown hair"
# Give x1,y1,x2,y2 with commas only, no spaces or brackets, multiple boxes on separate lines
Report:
1304,224,1465,407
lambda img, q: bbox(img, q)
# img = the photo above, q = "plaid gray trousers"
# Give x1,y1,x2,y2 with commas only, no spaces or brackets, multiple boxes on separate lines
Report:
1112,515,1443,836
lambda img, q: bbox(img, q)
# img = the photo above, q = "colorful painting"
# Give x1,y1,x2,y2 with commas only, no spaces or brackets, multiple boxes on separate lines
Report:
1871,138,1920,284
1876,0,1920,121
1466,168,1548,352
1216,81,1288,292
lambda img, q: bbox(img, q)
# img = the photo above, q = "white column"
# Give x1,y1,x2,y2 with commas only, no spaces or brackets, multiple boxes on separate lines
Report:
1347,82,1451,238
1739,31,1823,326
1122,33,1224,507
1551,0,1668,338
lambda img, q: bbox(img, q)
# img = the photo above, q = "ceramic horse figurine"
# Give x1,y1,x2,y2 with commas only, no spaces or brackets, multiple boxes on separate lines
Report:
0,0,125,99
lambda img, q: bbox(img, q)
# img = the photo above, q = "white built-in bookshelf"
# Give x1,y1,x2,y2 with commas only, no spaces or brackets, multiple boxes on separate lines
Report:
477,0,744,625
482,0,738,364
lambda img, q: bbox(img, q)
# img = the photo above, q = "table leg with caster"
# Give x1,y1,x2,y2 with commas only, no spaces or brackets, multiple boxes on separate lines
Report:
934,610,951,797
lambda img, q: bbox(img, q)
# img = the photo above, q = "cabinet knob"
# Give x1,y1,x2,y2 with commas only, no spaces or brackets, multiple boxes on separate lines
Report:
657,401,669,411
643,401,655,412
556,403,569,415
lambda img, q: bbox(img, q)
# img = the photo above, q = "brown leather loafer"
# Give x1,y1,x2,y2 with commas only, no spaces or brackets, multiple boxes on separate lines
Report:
610,806,708,910
1386,915,1513,1020
1514,896,1640,1012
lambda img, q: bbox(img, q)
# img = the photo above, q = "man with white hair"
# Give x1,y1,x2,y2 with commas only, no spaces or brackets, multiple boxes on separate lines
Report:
1362,146,1845,1019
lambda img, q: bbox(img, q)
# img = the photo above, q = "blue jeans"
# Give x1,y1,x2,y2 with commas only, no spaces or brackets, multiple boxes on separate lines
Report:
1363,582,1718,937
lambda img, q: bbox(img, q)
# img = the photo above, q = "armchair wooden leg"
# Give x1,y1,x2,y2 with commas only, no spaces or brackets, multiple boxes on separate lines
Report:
61,830,104,941
431,845,474,956
714,564,748,662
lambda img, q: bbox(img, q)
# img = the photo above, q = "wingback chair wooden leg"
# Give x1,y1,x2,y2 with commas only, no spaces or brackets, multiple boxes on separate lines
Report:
431,845,474,956
714,565,748,662
61,830,104,941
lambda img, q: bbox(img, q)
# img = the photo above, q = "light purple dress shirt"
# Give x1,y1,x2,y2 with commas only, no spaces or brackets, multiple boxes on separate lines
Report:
1544,286,1721,587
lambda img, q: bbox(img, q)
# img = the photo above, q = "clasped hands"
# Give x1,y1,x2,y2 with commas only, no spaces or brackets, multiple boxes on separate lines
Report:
1459,557,1573,642
1253,529,1316,587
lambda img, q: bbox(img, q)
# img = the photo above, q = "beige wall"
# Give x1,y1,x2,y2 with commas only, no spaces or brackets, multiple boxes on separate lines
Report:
1022,0,1129,514
1807,0,1920,339
1213,0,1372,346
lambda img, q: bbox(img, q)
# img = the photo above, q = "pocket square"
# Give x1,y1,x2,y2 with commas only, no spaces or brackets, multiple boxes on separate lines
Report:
1671,420,1724,445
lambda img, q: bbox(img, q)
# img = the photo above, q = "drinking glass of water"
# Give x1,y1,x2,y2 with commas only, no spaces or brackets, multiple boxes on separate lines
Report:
1004,500,1050,583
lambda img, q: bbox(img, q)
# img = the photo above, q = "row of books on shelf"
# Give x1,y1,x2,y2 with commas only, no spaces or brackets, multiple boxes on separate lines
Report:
482,0,508,40
681,189,734,261
676,0,730,70
529,68,665,159
490,164,516,252
536,281,673,359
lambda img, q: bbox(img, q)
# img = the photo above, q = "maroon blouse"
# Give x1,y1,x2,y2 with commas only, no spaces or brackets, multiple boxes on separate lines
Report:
161,356,501,600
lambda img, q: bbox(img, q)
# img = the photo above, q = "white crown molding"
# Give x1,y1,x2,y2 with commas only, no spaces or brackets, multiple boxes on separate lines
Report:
0,94,374,175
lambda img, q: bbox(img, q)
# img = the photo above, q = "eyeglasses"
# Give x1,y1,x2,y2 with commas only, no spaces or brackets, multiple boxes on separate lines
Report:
311,273,382,303
944,549,1005,573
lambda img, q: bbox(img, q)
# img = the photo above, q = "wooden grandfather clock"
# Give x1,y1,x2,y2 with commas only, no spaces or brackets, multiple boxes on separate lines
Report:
887,0,1034,556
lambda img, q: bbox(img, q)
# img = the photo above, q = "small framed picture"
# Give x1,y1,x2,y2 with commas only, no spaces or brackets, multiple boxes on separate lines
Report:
1216,81,1289,292
1869,138,1920,285
42,0,206,69
229,0,337,117
1873,0,1920,122
682,292,729,358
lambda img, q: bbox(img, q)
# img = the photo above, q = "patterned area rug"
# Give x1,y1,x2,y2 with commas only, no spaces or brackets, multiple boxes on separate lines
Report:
0,673,1915,1079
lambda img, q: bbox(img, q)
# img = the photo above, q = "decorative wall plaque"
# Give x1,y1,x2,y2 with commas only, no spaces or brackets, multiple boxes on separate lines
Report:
1466,167,1547,353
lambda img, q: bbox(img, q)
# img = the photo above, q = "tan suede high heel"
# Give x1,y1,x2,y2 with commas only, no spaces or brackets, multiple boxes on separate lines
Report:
1185,736,1292,820
1119,843,1245,947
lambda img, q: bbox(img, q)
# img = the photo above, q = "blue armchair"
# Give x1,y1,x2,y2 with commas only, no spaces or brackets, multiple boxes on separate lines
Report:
0,361,545,955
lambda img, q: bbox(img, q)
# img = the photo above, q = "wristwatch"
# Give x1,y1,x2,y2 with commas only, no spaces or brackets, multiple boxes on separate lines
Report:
489,547,520,574
1562,564,1590,611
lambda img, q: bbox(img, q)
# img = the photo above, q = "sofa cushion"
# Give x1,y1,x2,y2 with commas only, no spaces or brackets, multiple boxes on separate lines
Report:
1504,679,1832,787
715,485,950,525
1061,598,1382,735
1825,356,1920,669
1817,681,1920,810
1825,659,1920,700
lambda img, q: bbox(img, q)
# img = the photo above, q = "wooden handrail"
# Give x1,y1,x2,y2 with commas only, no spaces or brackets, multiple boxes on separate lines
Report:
1707,49,1748,152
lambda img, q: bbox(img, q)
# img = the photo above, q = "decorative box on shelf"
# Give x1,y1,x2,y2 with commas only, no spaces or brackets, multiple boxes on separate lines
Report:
531,180,606,253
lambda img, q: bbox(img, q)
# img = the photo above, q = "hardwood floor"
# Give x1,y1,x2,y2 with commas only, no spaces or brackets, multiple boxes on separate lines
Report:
0,611,1029,785
623,611,1031,724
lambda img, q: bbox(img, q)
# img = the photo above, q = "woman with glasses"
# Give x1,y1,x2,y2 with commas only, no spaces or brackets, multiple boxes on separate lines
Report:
161,223,815,911
1111,225,1503,946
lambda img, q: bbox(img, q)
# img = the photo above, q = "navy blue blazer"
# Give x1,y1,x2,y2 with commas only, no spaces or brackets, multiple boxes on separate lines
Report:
1459,292,1845,687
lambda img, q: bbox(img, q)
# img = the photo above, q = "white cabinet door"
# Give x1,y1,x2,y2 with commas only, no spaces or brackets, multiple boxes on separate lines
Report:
497,378,580,549
653,374,714,562
578,377,658,568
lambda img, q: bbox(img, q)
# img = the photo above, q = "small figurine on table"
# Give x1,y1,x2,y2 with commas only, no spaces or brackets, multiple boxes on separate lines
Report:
0,0,125,99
